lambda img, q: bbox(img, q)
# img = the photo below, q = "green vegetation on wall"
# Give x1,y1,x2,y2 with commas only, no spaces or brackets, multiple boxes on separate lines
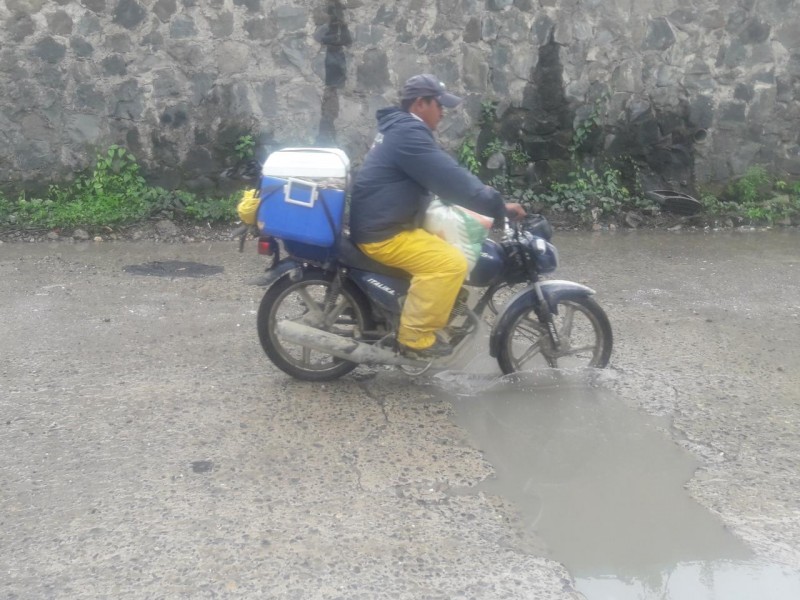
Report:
0,146,240,230
700,166,800,225
455,97,800,227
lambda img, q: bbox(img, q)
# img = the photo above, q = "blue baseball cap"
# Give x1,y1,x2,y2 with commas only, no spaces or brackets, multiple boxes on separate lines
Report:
400,74,462,108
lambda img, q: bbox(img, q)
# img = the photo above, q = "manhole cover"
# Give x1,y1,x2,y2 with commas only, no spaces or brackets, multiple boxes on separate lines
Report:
123,260,224,278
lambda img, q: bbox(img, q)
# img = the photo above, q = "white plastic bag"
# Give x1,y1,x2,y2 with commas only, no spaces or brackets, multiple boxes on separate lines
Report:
423,198,493,270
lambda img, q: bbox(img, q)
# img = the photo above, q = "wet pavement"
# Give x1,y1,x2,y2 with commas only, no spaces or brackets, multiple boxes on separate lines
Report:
1,230,799,598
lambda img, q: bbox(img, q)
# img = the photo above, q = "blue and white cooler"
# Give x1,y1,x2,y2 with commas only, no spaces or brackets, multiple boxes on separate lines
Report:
257,148,350,260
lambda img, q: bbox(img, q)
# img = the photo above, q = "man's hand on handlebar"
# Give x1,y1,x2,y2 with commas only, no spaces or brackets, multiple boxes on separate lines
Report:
504,202,526,221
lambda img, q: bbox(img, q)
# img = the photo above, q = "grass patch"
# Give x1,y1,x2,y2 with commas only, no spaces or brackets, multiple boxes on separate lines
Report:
0,146,240,231
701,166,800,225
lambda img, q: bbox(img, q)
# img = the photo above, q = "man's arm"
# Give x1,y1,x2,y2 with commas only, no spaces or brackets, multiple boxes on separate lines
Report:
393,126,507,222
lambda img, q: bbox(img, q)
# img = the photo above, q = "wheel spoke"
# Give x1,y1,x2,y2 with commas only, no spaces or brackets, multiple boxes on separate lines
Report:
515,341,544,368
323,297,349,328
499,296,611,374
297,288,324,318
559,304,576,338
565,343,597,355
301,346,312,364
262,276,369,376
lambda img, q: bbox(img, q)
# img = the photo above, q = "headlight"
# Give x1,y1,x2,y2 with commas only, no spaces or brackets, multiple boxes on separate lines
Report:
523,236,559,274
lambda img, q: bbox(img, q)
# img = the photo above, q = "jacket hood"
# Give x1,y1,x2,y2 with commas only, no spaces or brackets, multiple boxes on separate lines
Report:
375,107,422,133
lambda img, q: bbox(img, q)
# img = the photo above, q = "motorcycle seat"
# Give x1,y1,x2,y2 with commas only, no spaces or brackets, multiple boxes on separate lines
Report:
336,237,411,280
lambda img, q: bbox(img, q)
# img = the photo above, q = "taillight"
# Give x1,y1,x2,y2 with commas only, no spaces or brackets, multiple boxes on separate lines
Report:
258,237,273,256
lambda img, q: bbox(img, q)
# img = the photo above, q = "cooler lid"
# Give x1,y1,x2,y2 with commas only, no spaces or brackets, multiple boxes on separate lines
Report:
262,147,350,178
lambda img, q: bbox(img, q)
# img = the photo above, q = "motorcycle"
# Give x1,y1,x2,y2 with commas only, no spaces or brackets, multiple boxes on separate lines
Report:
248,213,613,381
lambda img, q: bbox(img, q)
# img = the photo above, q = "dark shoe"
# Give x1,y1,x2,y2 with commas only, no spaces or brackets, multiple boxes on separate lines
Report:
398,337,453,360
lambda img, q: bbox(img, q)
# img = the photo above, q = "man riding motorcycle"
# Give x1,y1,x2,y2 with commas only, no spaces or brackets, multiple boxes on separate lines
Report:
349,74,525,359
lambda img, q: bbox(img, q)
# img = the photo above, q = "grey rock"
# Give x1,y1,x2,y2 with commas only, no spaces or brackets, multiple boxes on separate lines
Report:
160,105,188,128
170,16,198,39
244,16,273,41
280,37,309,72
463,17,481,43
209,11,234,37
357,49,390,91
481,17,498,41
155,220,179,237
734,83,755,102
274,6,307,31
154,0,177,22
101,55,127,76
154,69,184,98
31,37,66,64
75,14,102,36
739,18,771,45
72,228,90,241
643,17,676,51
65,114,103,144
719,102,746,124
82,0,106,13
70,37,93,58
46,11,73,36
6,0,45,13
689,95,714,129
75,84,105,111
233,0,261,12
113,0,147,30
190,73,215,106
462,45,488,91
624,211,644,228
8,14,35,42
257,81,278,117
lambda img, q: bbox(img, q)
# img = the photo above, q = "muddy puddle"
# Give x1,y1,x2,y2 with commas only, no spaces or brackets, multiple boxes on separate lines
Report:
439,370,800,599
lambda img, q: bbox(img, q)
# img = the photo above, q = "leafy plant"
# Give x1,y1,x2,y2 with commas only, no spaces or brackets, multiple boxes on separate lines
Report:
480,100,497,125
0,146,242,230
457,139,480,175
569,93,609,157
541,166,632,216
235,134,256,161
482,138,505,160
183,192,239,222
698,168,800,224
509,144,531,168
728,166,772,205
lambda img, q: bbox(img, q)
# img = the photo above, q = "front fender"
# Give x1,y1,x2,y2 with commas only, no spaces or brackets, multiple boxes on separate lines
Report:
248,258,303,287
488,280,595,357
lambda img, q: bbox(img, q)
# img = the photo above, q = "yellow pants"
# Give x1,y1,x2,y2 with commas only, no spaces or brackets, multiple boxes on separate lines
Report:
359,229,468,350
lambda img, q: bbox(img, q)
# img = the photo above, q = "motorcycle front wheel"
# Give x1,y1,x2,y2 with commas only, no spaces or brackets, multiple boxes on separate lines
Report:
257,270,371,381
497,296,612,374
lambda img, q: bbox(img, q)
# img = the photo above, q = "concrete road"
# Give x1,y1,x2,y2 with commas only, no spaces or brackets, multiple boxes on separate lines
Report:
1,230,798,599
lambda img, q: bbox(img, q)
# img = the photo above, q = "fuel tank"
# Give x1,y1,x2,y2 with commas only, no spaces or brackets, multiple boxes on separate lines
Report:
466,239,506,287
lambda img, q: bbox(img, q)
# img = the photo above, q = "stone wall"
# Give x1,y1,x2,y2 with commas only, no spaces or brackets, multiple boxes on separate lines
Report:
2,0,799,195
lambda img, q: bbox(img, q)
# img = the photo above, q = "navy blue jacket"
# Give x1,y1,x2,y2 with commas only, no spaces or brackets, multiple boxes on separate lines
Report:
349,107,505,244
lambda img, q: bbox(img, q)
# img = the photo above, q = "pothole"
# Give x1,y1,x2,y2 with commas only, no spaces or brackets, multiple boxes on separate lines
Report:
447,371,800,599
123,260,224,278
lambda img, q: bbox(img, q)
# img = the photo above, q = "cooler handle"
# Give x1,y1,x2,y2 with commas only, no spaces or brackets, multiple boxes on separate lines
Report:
283,178,318,208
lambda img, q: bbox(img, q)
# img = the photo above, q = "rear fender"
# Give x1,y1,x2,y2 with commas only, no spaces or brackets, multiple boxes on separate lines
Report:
488,280,595,357
249,258,304,287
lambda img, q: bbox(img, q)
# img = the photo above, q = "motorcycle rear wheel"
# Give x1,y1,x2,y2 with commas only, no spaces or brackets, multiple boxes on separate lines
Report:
497,296,612,374
257,270,371,381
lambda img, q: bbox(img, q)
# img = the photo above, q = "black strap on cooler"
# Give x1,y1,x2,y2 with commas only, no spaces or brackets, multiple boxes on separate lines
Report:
317,191,340,246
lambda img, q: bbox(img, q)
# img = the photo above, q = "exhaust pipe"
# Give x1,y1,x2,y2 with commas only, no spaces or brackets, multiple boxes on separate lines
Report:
275,321,428,367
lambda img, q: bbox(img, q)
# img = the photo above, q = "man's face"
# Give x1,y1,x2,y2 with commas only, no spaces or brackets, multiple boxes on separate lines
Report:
412,97,444,130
